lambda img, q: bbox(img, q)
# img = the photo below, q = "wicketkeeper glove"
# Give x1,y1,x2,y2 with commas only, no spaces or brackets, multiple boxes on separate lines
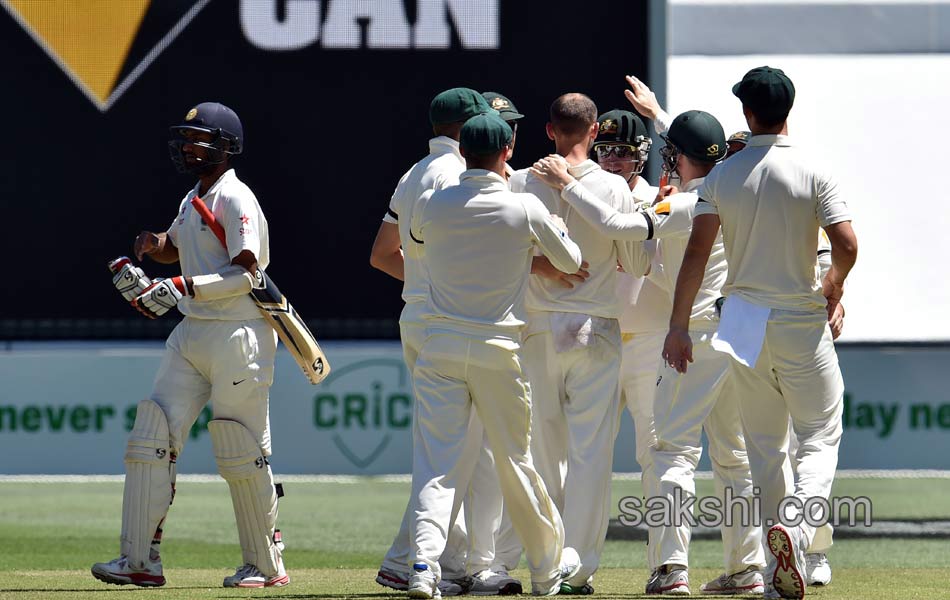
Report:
108,256,153,302
132,277,187,319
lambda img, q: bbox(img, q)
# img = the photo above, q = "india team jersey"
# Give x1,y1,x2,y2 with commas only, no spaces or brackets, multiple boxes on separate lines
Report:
382,136,466,306
522,160,642,319
695,134,851,312
167,168,268,321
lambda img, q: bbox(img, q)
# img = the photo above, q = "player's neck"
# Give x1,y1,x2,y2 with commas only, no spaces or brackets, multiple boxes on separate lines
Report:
197,165,229,197
555,141,591,166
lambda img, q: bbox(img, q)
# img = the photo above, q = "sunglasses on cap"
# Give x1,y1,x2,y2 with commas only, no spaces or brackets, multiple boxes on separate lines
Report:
593,144,638,161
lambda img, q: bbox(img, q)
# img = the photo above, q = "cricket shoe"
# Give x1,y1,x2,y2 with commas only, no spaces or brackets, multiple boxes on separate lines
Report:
408,563,441,599
440,575,474,596
559,579,594,595
532,546,582,595
471,568,523,595
377,566,410,591
645,565,690,595
699,566,764,595
766,525,806,599
91,555,166,587
805,552,832,585
222,562,290,588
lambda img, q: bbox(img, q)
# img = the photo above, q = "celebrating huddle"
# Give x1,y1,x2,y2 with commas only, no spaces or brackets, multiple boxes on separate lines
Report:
370,67,856,599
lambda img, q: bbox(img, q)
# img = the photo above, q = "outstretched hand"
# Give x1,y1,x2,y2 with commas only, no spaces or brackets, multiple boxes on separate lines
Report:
624,75,662,120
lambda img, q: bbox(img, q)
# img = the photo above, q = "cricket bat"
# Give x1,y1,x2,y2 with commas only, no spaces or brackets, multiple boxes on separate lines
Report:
190,196,330,385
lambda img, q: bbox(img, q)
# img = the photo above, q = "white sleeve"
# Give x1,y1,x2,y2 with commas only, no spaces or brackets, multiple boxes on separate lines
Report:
653,109,673,135
560,180,653,241
383,171,410,224
648,193,698,239
523,194,582,274
694,175,720,218
219,191,262,260
816,171,851,227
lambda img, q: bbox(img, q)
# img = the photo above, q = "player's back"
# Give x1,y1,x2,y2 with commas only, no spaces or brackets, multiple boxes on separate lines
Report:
389,137,465,305
523,160,634,319
650,179,727,328
414,171,552,338
699,135,847,312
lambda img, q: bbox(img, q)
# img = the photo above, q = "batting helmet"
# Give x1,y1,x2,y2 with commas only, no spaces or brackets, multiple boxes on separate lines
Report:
168,102,243,175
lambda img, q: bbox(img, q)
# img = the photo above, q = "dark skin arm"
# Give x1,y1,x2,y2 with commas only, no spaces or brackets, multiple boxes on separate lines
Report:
134,231,179,263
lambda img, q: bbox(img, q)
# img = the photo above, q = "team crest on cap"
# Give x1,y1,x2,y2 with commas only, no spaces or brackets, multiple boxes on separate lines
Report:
706,143,720,157
185,108,198,121
490,97,510,111
599,119,618,135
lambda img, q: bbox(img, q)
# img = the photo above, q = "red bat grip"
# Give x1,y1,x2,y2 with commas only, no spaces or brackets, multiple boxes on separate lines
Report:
189,196,228,248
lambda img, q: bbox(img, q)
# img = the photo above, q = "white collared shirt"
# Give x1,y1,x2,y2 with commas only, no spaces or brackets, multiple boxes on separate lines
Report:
696,134,851,312
522,160,642,319
382,136,466,305
649,177,727,327
167,169,268,321
410,169,582,338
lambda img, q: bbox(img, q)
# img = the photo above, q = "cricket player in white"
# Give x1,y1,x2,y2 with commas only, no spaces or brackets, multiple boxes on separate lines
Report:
93,102,288,589
663,66,857,600
518,94,648,594
406,112,582,599
591,109,668,577
530,110,765,596
369,87,500,596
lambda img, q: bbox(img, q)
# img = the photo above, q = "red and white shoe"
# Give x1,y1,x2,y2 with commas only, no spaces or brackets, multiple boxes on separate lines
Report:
223,563,290,588
767,525,806,599
91,555,166,587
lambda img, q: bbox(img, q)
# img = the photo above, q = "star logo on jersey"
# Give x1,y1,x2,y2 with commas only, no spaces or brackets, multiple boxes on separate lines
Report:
240,214,250,225
1,0,211,112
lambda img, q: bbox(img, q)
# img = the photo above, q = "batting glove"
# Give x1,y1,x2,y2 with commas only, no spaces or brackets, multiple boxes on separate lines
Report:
108,256,153,302
132,277,187,319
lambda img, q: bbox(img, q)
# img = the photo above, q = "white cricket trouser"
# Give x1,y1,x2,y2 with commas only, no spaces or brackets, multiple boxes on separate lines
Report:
523,325,621,586
788,421,834,553
151,317,276,455
619,331,665,570
380,306,475,579
729,310,844,551
410,331,564,587
651,329,764,573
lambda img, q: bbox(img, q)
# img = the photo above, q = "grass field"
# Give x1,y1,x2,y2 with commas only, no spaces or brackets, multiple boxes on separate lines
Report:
1,477,949,599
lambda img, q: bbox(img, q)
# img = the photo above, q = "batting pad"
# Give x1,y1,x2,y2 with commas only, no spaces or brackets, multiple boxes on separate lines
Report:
121,399,174,569
209,419,281,577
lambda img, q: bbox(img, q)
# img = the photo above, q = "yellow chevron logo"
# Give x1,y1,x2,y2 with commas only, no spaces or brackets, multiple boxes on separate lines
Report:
1,0,210,111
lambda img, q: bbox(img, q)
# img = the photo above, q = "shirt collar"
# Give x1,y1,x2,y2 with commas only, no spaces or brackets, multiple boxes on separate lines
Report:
429,136,462,159
683,176,704,193
567,159,600,179
194,168,234,198
748,134,792,148
460,169,509,191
